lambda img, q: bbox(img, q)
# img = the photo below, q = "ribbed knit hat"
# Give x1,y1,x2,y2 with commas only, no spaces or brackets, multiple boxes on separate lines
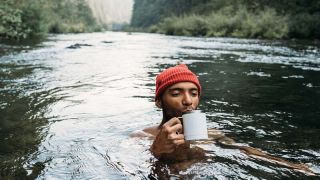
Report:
155,64,201,101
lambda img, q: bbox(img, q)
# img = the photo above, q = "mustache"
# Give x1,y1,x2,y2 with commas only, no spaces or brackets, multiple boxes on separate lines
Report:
165,110,182,119
162,107,182,122
163,107,196,119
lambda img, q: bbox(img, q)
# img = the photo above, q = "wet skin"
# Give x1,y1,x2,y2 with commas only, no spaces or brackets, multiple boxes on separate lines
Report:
150,82,199,158
137,82,315,175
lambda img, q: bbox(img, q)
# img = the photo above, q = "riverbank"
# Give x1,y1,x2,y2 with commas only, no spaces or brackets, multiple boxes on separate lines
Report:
130,0,320,40
0,0,101,40
139,9,319,40
148,8,288,39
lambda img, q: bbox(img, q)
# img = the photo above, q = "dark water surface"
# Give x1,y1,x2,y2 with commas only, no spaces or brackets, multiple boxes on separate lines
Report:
1,32,320,179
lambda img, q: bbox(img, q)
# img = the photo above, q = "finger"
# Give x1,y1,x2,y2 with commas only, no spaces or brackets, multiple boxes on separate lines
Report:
168,123,183,134
164,143,176,149
168,132,184,140
163,117,181,127
175,134,185,140
171,134,185,143
173,139,185,146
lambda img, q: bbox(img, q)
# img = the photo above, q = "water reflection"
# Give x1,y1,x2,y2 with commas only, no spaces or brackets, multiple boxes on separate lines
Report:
0,62,56,178
0,32,319,179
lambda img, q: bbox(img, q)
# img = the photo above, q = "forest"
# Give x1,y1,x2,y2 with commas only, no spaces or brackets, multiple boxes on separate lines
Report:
2,0,319,40
131,0,320,39
0,0,101,40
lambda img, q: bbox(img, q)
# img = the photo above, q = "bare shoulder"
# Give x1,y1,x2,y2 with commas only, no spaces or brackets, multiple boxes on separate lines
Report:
129,126,159,138
143,125,159,136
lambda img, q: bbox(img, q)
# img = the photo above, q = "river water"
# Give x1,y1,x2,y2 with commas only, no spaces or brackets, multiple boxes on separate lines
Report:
0,32,320,179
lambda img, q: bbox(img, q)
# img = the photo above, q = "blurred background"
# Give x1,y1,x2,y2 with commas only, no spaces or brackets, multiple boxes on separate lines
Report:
1,0,320,40
1,0,320,179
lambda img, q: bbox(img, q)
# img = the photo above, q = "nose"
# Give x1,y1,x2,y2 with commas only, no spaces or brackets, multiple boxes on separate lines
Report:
182,93,192,106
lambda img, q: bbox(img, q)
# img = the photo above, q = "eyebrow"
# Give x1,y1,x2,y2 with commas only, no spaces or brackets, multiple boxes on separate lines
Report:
168,87,198,92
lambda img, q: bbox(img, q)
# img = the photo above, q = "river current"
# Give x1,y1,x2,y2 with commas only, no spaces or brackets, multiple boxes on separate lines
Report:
0,32,320,179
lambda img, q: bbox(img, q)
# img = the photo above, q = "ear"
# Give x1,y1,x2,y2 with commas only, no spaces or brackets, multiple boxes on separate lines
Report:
155,100,162,108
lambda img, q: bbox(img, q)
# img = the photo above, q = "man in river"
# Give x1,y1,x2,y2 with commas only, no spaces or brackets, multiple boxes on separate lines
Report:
132,64,314,175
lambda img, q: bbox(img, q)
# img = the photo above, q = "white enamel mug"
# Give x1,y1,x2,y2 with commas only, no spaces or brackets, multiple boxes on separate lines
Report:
182,110,208,140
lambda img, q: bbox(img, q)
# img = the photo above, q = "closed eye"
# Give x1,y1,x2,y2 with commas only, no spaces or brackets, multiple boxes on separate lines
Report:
191,90,198,97
171,92,180,97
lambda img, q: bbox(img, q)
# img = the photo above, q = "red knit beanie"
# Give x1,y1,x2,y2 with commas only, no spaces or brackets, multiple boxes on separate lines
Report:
155,64,201,101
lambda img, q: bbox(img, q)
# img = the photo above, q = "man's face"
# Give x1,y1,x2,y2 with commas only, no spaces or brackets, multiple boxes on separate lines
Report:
157,82,200,120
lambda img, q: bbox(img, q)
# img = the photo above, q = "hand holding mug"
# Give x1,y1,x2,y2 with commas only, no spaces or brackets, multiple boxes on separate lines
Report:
182,110,208,141
151,117,185,157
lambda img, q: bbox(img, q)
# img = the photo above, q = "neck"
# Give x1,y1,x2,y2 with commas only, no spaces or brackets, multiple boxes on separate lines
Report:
158,111,172,128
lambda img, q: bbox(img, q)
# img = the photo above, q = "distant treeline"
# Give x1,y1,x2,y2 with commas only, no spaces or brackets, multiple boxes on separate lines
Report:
0,0,101,40
131,0,320,39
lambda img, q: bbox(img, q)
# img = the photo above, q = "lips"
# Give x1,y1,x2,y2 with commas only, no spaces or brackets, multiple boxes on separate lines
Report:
182,108,194,113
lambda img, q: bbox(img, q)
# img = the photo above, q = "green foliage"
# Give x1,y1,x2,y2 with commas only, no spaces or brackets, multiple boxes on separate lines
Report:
131,0,207,27
132,0,320,39
156,15,208,36
19,1,47,36
0,0,100,40
153,6,288,39
0,2,31,39
289,13,320,39
46,0,99,34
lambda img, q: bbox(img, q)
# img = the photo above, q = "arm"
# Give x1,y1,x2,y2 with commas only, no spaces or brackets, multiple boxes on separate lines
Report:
208,129,315,176
130,129,155,138
217,142,314,175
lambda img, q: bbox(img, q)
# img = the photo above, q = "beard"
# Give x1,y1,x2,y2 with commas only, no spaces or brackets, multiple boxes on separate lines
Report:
159,100,184,127
162,105,182,123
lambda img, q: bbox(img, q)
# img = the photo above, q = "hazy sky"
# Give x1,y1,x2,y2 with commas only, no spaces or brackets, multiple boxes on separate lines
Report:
86,0,134,24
